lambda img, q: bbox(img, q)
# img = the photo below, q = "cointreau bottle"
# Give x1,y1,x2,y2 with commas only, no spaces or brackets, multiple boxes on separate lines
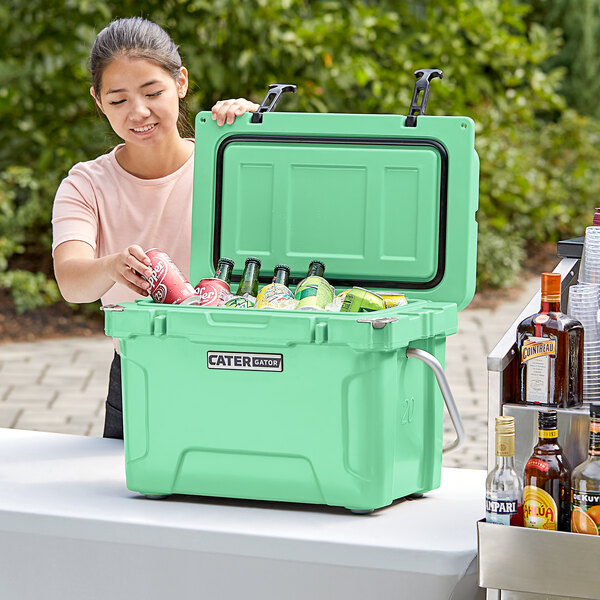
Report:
516,272,583,407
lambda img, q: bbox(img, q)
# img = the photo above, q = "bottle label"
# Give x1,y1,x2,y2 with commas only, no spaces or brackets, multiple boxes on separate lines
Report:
539,429,558,439
590,422,600,456
525,457,550,472
486,496,518,525
522,336,556,404
524,485,558,530
571,490,600,535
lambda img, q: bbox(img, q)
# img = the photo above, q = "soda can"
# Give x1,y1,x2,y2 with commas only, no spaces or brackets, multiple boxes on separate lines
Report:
256,283,294,309
225,296,255,309
144,249,198,305
379,293,408,309
340,287,386,313
336,289,352,303
294,276,335,311
194,278,231,307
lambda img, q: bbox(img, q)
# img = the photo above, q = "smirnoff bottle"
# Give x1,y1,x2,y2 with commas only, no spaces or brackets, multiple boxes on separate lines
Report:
516,272,583,408
571,404,600,535
486,416,523,526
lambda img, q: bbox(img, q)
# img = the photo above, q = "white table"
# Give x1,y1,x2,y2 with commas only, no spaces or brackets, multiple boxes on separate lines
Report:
0,428,485,600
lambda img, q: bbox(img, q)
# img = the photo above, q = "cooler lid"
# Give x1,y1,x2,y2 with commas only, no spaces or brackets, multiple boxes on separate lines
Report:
191,80,479,311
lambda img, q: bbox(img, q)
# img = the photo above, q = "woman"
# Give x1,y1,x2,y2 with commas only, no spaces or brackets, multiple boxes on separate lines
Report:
52,17,258,439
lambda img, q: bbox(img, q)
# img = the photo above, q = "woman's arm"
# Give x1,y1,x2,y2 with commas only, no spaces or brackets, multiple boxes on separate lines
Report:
53,240,153,303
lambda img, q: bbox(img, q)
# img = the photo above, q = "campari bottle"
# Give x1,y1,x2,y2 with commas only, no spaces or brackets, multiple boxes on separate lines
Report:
486,416,523,526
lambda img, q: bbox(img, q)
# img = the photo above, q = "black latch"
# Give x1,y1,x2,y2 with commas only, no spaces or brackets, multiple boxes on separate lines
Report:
250,83,297,123
406,69,443,127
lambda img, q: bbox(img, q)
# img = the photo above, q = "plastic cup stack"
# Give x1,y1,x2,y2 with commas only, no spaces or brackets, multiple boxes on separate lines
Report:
579,226,600,285
568,283,600,402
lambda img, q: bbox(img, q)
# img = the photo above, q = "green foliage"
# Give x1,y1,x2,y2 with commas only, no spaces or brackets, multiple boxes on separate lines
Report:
0,0,598,310
528,0,600,119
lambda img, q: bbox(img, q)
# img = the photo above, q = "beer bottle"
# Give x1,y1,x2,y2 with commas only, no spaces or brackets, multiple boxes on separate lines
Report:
305,260,325,278
523,410,571,531
235,256,261,298
571,404,600,535
215,257,234,284
486,416,523,526
255,264,294,309
273,264,291,288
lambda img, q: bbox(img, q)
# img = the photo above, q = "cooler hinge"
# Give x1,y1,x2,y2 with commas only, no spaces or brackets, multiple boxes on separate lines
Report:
250,83,297,123
406,68,443,127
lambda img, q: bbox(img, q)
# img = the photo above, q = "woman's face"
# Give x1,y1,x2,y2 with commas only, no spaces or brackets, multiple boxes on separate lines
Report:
91,56,187,147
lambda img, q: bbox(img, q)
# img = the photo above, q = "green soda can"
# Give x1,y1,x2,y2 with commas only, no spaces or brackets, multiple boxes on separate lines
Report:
340,287,386,313
225,296,255,309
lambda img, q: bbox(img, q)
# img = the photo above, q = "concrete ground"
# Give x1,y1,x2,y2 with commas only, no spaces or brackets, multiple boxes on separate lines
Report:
0,277,540,470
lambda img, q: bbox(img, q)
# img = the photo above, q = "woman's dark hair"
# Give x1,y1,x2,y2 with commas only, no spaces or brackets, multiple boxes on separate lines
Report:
90,17,193,138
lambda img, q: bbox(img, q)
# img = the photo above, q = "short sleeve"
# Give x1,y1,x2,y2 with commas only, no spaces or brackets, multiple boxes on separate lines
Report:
51,166,99,256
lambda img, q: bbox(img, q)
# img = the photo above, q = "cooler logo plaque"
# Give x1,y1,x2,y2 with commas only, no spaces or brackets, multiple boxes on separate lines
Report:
207,351,283,372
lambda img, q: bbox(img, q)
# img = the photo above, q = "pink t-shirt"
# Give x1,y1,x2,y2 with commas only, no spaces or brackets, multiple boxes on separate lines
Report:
52,143,194,308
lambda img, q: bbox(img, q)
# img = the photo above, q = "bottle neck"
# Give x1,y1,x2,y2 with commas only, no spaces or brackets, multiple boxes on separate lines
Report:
537,427,559,447
307,263,325,278
274,269,289,287
237,263,260,295
589,418,600,458
540,296,561,313
495,455,516,470
215,262,233,284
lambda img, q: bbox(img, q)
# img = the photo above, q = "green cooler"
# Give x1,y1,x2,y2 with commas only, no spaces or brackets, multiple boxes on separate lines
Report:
104,72,479,513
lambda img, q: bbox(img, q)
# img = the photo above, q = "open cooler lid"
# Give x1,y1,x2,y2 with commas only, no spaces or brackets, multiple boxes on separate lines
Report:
191,72,479,311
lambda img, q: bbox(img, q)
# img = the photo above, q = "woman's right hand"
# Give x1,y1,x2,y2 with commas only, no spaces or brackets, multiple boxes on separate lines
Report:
107,245,153,296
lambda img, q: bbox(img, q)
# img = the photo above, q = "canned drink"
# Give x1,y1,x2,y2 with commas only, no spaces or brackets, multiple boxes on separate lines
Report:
379,293,408,309
194,278,231,306
224,296,255,309
340,287,386,313
256,283,294,309
294,276,335,311
336,289,352,302
144,249,198,305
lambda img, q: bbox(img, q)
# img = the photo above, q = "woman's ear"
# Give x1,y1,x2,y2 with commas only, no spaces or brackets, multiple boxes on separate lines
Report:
177,67,189,98
90,86,105,115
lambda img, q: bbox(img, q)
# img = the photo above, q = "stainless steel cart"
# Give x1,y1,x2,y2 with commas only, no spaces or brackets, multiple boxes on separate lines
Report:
478,238,600,600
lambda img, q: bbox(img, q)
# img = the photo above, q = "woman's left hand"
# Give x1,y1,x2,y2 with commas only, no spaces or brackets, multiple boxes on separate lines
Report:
211,98,260,126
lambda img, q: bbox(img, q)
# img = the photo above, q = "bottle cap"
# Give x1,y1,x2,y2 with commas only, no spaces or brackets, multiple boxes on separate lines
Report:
594,208,600,227
274,264,290,273
495,415,515,435
310,260,326,269
245,256,262,266
218,257,235,267
541,272,561,301
538,409,558,429
590,404,600,418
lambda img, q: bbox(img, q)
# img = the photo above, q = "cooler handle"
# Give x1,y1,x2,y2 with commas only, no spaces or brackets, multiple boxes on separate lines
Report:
251,83,297,123
406,347,465,454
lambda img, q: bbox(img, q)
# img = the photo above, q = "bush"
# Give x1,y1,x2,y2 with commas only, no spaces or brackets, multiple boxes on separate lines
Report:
0,0,597,311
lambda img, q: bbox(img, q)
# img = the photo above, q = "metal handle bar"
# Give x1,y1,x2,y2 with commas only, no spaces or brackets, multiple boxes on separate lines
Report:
406,347,465,454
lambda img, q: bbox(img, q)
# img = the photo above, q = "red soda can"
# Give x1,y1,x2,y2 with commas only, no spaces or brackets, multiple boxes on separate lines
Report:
194,278,230,306
144,248,198,305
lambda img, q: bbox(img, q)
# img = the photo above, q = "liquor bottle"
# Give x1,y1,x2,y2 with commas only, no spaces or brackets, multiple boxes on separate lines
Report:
571,404,600,535
255,264,294,309
235,256,261,298
486,416,523,526
516,272,583,408
523,410,572,531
